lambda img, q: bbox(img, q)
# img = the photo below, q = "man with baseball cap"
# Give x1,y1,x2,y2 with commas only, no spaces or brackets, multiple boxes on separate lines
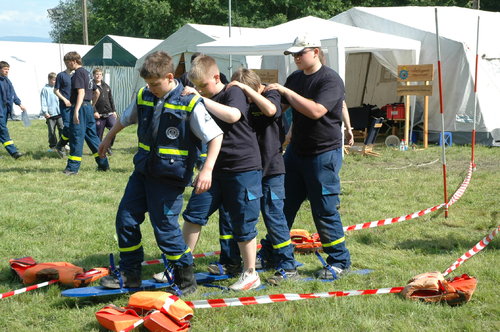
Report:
265,33,351,280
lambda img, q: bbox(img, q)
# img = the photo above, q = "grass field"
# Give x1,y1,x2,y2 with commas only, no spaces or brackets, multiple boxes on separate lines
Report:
0,120,498,331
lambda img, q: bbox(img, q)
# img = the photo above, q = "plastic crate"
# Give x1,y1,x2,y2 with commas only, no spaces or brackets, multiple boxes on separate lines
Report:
382,103,405,120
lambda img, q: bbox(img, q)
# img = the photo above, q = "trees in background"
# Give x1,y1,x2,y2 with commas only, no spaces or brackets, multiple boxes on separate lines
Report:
48,0,499,44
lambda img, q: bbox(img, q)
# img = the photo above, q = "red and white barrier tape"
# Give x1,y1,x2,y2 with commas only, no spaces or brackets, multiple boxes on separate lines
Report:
186,286,404,309
141,245,262,266
344,161,473,232
446,162,473,207
442,225,499,277
343,203,445,232
0,279,58,300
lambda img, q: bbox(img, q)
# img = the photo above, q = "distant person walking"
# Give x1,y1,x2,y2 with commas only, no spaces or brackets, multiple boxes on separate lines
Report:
0,61,26,159
92,68,117,154
40,72,64,152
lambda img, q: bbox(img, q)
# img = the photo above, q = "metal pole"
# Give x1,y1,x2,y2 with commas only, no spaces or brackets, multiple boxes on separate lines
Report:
48,8,64,72
82,0,89,45
435,8,449,218
228,0,232,78
471,16,480,169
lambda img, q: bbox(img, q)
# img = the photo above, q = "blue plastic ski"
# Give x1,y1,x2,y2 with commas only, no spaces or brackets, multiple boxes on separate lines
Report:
61,272,229,298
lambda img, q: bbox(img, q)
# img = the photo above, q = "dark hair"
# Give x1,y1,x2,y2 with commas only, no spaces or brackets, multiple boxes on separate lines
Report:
63,51,83,65
0,61,10,69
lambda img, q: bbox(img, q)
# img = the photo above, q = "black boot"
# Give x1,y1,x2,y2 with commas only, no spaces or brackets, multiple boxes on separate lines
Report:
168,265,197,296
100,270,141,289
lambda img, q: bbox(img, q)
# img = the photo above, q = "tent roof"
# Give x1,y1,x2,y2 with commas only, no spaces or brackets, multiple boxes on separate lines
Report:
197,16,420,55
106,35,163,58
333,6,500,58
139,23,263,58
83,35,162,67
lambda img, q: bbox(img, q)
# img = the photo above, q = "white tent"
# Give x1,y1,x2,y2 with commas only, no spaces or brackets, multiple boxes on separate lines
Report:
132,24,263,96
0,41,92,117
197,16,421,112
331,6,500,146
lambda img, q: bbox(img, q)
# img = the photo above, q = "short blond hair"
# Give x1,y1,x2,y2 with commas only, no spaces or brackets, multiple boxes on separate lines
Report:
140,51,174,79
231,68,261,92
48,72,57,80
188,55,219,83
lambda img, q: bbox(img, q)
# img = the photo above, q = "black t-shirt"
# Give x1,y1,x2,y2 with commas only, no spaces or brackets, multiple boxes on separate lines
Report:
70,67,94,104
249,88,285,177
211,85,261,173
284,65,344,155
55,71,72,109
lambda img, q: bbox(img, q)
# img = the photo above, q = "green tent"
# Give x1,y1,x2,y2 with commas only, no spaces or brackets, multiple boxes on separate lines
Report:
83,35,162,113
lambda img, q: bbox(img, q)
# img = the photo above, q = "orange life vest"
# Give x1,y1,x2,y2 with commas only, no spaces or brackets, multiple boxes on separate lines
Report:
401,271,477,306
20,262,84,286
96,291,194,332
128,291,194,322
144,311,190,332
95,305,142,332
10,256,108,287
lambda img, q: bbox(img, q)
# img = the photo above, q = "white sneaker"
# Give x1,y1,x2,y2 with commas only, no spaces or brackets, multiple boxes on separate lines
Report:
229,270,261,291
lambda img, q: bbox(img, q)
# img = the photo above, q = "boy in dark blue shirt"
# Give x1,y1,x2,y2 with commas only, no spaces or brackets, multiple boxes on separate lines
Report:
62,52,109,174
0,61,26,159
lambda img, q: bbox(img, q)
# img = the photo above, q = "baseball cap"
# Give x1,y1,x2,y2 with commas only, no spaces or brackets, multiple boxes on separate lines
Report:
284,34,322,55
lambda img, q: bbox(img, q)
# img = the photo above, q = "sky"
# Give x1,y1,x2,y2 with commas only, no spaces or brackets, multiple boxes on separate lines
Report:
0,0,61,42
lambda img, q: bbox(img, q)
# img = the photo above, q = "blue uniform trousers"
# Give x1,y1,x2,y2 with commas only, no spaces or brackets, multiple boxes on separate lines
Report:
0,104,18,155
283,146,350,269
59,105,71,144
116,171,194,274
182,170,262,265
65,103,109,172
220,174,296,270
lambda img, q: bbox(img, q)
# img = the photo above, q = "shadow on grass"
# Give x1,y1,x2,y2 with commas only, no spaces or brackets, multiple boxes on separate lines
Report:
395,233,500,254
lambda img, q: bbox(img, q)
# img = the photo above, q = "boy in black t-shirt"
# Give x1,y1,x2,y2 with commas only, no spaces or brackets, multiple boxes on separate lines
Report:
218,69,298,285
175,55,263,291
62,52,109,175
265,34,351,279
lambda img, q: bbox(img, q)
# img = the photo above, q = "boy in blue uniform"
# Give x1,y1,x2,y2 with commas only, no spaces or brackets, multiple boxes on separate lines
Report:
211,69,298,284
98,51,223,296
0,61,26,159
168,55,263,291
265,34,351,279
62,52,109,174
